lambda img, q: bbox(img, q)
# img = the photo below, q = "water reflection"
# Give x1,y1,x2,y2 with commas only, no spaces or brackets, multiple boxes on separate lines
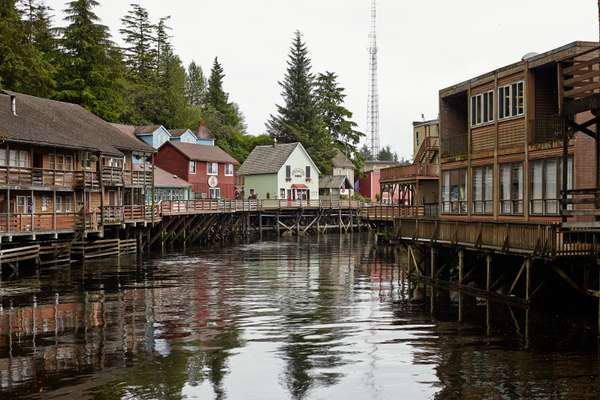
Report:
0,235,598,399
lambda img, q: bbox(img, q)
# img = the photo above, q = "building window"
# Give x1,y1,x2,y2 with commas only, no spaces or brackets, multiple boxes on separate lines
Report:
530,157,572,215
224,163,234,176
472,166,493,214
442,169,467,214
470,91,494,126
189,161,196,174
498,81,524,119
41,195,51,212
207,162,218,175
56,196,63,212
285,165,291,181
209,187,221,199
9,150,29,168
500,162,523,215
15,196,31,214
63,195,73,212
0,149,6,167
305,166,311,180
280,188,286,199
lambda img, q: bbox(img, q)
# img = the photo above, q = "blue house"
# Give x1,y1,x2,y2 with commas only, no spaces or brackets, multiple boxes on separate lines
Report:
169,128,199,144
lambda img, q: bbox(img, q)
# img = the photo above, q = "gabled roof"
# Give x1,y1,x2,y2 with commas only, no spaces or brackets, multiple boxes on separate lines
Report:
154,166,191,188
0,91,153,156
332,149,354,169
170,128,197,139
134,125,164,135
164,141,239,164
319,175,354,190
238,142,314,176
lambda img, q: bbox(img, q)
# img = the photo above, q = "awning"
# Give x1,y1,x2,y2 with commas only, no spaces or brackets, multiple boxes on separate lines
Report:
291,184,308,189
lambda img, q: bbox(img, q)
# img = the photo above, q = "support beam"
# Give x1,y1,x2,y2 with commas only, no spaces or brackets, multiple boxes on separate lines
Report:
486,254,492,292
458,250,464,286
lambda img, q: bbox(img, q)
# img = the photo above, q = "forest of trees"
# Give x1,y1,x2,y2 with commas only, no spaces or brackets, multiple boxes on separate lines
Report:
0,0,270,161
0,2,368,171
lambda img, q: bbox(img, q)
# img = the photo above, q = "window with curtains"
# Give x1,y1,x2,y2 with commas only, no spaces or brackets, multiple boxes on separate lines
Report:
442,169,468,214
470,91,494,126
472,166,493,214
530,157,572,215
207,162,218,175
500,162,523,215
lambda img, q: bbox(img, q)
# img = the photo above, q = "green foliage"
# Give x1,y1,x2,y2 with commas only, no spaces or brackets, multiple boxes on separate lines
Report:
186,61,206,106
0,0,55,96
377,145,398,162
267,31,336,174
54,0,126,121
120,3,156,81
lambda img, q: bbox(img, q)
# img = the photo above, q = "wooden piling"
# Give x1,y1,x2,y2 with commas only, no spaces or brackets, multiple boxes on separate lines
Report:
486,254,492,292
430,247,436,279
458,250,464,286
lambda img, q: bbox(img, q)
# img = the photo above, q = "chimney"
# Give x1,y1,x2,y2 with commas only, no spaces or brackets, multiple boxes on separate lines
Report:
10,95,16,116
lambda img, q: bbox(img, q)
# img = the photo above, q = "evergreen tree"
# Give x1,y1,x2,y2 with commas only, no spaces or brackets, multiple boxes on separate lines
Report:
267,31,334,173
55,0,126,121
314,71,364,154
0,0,55,96
185,61,206,106
120,3,156,81
377,145,398,162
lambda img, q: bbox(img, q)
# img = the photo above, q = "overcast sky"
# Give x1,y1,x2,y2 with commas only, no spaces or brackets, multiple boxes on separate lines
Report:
45,0,598,159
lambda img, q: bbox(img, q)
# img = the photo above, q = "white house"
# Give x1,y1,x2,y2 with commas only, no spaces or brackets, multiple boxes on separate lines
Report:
238,142,320,200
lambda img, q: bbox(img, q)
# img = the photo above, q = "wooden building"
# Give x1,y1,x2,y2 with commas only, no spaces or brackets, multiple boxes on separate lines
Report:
380,119,439,211
358,160,398,203
439,41,599,223
153,166,192,202
319,175,354,200
0,90,156,240
154,141,238,199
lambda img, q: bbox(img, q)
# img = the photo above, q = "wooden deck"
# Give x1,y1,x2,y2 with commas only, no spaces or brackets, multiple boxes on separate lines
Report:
364,205,599,259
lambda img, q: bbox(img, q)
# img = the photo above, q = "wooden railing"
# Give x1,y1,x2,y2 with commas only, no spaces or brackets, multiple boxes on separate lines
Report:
0,167,77,188
380,163,439,183
530,116,570,144
441,133,468,158
0,213,78,233
562,46,600,102
414,136,439,164
102,167,124,186
124,170,153,187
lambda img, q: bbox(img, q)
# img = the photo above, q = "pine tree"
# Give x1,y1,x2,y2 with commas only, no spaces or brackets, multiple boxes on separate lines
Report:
267,30,334,173
55,0,127,121
315,71,364,154
185,61,206,106
0,0,55,96
120,4,156,81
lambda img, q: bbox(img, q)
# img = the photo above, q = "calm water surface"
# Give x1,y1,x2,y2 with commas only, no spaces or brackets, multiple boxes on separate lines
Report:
0,235,599,399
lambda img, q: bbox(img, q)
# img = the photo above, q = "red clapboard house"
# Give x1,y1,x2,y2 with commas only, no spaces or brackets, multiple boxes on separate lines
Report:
155,141,239,199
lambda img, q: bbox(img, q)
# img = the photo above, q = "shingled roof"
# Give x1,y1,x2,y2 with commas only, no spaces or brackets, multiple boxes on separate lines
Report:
237,142,301,176
332,149,354,169
169,128,195,138
319,175,353,190
166,141,239,164
154,166,191,188
0,91,154,156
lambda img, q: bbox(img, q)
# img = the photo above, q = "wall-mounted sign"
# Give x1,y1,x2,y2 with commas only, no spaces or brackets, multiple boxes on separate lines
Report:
208,176,219,188
292,168,304,178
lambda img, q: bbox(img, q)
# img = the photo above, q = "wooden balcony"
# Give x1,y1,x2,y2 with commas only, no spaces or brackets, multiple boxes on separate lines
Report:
124,170,153,187
101,167,124,187
0,213,78,234
414,136,439,163
529,116,570,145
0,167,77,189
380,163,439,184
441,133,468,158
561,45,600,115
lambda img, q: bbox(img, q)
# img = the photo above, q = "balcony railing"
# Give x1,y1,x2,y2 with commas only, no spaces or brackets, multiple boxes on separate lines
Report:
102,167,124,186
380,163,439,183
0,212,78,233
124,170,153,187
0,167,77,188
414,136,440,163
530,116,570,144
441,133,468,157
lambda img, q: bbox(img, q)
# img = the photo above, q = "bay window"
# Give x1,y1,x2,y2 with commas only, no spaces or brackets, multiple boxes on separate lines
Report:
442,169,467,214
500,162,523,215
472,166,493,214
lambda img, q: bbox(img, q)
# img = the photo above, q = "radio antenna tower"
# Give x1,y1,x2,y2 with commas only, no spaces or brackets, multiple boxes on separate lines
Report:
366,0,380,159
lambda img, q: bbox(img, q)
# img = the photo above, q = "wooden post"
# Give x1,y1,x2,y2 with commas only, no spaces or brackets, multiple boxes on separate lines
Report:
259,212,263,239
562,123,569,223
486,254,492,292
525,258,531,303
98,153,105,232
458,249,464,286
430,246,436,280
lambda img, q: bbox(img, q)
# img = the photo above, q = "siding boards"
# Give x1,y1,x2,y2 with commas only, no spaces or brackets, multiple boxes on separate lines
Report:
471,124,495,152
498,118,525,148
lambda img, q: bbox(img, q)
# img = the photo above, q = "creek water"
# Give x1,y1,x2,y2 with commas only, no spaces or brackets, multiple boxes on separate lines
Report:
0,234,598,399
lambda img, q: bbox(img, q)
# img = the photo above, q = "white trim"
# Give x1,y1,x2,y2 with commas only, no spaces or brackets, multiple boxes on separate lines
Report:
224,163,234,176
470,90,494,127
498,80,525,120
189,160,196,174
207,162,219,175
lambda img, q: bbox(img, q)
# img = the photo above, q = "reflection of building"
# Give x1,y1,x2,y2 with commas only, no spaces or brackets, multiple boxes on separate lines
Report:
238,143,320,200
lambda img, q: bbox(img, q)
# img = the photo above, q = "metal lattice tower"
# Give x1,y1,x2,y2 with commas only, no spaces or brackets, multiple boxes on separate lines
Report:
366,0,380,159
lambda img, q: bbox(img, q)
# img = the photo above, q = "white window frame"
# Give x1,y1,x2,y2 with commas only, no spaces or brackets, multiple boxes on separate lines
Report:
207,162,218,175
189,160,196,174
209,187,221,199
41,195,51,212
63,195,73,213
498,81,524,120
224,163,234,176
470,90,494,127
